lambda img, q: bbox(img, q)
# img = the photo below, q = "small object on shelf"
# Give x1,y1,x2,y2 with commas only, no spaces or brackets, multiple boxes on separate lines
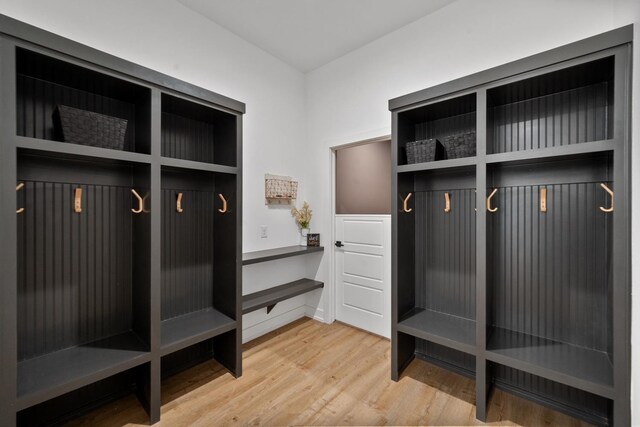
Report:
265,174,298,205
74,188,83,213
176,192,184,213
487,188,498,213
16,183,25,214
307,233,320,247
218,193,228,213
405,138,444,164
442,131,476,159
53,105,128,150
131,189,144,214
291,201,313,246
599,183,614,213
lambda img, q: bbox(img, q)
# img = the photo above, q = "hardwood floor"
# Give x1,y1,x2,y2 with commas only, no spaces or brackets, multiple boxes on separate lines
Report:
70,318,590,426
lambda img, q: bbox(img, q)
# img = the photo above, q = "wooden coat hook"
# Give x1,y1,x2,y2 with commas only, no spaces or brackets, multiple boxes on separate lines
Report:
402,193,413,213
131,189,144,214
218,193,228,213
487,188,498,213
16,183,25,214
540,187,547,213
176,192,184,213
74,188,83,213
444,192,451,213
600,183,614,213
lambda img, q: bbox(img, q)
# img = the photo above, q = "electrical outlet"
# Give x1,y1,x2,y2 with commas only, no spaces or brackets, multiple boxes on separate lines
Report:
260,225,268,238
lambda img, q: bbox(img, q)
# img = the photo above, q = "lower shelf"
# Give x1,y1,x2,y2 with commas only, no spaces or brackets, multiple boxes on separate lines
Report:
161,308,236,356
397,308,476,355
242,278,324,314
17,331,150,411
486,327,614,399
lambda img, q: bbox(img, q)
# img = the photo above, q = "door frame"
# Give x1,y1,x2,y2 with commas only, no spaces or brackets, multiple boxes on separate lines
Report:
328,133,391,325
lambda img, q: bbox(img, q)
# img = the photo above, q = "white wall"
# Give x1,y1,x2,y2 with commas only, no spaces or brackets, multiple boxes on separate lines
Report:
305,0,640,422
0,0,321,338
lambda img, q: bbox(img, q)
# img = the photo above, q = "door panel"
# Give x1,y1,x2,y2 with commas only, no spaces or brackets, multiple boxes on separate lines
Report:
335,215,390,338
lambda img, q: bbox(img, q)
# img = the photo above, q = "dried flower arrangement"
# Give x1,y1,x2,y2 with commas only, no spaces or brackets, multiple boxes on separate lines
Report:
291,201,312,229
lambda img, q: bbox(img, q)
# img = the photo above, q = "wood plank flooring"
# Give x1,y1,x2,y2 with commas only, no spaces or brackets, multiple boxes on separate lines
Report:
69,318,591,426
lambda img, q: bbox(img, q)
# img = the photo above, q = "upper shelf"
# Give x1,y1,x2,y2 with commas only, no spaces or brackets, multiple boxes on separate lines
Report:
397,156,476,173
243,245,324,266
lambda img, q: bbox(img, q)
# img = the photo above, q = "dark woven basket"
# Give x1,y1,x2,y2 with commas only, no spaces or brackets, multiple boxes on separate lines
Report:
53,105,128,150
442,131,476,159
405,138,444,164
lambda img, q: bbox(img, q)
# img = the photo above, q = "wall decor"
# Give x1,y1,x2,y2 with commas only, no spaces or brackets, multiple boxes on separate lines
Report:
265,173,298,205
307,233,320,247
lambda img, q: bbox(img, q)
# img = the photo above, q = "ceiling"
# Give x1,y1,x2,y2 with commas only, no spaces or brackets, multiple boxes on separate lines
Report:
177,0,457,72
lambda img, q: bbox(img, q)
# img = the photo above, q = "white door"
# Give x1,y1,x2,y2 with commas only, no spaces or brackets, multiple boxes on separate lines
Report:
335,215,391,338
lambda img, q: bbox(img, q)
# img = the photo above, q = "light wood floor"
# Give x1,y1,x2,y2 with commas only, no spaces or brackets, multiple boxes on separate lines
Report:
70,318,590,426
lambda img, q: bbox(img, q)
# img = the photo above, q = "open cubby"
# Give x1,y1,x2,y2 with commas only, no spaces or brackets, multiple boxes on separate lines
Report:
16,48,151,153
392,29,630,426
487,56,614,154
486,154,614,396
396,166,476,357
16,153,151,409
160,167,237,358
161,93,237,166
397,93,476,165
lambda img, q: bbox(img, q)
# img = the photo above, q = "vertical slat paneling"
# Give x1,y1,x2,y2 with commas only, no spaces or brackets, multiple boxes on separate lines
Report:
489,183,611,350
17,181,133,361
160,112,216,164
160,188,215,320
489,82,610,153
415,189,476,320
414,112,476,143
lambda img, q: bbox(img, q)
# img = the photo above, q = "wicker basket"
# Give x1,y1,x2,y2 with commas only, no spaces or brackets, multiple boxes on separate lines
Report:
442,131,476,159
405,138,444,164
53,105,128,150
265,174,298,203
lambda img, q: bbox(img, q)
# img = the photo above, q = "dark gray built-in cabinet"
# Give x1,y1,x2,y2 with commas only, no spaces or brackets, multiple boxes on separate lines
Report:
390,27,632,426
0,15,243,426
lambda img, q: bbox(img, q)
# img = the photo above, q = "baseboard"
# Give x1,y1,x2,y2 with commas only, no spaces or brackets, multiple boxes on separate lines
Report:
305,305,325,323
242,305,307,343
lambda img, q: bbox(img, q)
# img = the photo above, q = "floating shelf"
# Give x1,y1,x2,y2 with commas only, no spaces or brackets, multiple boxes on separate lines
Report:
16,331,149,411
486,327,614,399
397,308,476,355
160,308,236,357
242,245,324,266
243,279,324,314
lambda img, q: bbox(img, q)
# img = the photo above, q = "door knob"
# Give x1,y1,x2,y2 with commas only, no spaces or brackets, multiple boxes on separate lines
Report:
335,241,343,247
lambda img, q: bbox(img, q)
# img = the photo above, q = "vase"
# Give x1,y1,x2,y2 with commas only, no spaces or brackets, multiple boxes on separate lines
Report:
300,228,309,246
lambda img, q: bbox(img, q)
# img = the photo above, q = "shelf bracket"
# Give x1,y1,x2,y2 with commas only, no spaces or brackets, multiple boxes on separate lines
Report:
266,304,276,314
131,189,144,214
176,192,184,213
403,193,413,213
600,183,614,213
16,182,25,214
487,188,498,213
74,188,83,213
444,192,451,213
540,187,547,213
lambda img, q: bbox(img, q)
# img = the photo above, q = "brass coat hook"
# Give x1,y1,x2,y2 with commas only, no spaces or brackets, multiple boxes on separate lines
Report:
487,188,498,213
16,183,25,214
177,192,184,213
444,192,451,213
402,193,413,213
540,187,547,213
74,188,83,213
218,193,228,213
131,189,144,214
600,183,614,213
